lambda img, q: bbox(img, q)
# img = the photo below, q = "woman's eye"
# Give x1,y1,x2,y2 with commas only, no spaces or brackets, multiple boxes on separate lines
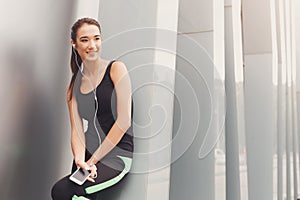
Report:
95,37,100,40
81,39,88,42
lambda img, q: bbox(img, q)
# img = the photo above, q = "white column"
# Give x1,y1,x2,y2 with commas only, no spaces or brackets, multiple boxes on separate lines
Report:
290,0,299,198
74,0,99,19
98,0,179,199
276,0,287,199
170,0,225,199
295,0,300,197
224,0,247,199
286,0,300,198
242,0,278,199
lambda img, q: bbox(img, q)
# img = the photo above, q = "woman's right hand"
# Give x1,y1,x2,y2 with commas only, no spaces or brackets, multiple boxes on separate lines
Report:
75,160,96,183
76,160,89,170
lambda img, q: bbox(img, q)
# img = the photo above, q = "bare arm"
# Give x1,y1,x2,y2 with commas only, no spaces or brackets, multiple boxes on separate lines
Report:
67,88,86,167
87,61,132,165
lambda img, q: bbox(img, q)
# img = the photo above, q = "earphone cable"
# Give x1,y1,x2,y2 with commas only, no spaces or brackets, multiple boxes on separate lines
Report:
72,47,102,151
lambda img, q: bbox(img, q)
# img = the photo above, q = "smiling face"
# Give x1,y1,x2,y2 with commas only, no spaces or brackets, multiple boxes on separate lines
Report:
72,23,102,62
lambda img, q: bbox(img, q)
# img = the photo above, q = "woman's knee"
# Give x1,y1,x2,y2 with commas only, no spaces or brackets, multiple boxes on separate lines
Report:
51,179,70,200
51,181,63,199
51,181,59,199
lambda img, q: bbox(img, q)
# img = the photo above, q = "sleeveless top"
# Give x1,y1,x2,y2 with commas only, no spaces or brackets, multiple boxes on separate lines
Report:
74,60,133,158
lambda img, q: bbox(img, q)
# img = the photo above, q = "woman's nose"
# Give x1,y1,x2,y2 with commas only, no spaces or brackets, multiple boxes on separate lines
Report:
88,40,96,49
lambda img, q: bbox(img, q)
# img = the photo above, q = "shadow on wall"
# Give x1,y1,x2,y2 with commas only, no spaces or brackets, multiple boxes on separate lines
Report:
0,43,60,200
0,0,76,199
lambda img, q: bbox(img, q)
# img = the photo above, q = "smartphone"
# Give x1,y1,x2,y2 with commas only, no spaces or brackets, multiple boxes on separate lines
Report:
69,168,91,185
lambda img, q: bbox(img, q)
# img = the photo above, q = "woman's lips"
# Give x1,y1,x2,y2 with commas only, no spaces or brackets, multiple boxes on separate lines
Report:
87,51,97,56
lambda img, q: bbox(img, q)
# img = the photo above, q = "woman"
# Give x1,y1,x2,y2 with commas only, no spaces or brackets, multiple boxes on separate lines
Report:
51,17,134,200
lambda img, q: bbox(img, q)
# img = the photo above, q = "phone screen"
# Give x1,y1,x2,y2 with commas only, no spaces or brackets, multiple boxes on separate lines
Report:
69,168,90,185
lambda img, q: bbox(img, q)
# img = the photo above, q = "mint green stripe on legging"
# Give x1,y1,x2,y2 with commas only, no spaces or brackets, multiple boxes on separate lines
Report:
85,156,132,194
72,194,90,200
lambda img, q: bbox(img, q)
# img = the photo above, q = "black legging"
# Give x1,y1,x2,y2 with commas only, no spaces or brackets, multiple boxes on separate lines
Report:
51,152,132,200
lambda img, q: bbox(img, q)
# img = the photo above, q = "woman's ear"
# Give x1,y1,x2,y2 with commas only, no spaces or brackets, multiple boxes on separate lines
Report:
70,40,76,48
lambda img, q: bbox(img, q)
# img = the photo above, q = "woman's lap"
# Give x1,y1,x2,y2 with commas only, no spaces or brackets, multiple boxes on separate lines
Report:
51,155,131,200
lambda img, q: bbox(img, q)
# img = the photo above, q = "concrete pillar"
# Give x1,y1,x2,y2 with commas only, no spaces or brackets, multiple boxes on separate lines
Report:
169,0,225,199
224,0,247,199
275,0,287,198
75,0,99,18
242,0,278,199
290,0,299,199
98,0,179,199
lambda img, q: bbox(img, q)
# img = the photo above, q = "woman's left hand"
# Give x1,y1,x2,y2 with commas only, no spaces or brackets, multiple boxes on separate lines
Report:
85,160,97,183
89,164,97,179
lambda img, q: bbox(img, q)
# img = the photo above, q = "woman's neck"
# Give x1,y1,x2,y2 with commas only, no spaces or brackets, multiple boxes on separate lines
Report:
82,58,103,77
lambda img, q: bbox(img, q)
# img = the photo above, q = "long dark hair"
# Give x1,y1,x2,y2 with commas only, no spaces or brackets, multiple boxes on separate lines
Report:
68,17,101,101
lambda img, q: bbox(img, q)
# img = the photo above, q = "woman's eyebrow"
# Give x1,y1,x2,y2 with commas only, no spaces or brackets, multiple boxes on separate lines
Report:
79,36,88,39
79,35,101,39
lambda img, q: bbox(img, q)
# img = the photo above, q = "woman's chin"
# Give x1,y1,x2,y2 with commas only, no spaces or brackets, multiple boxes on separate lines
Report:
84,55,99,62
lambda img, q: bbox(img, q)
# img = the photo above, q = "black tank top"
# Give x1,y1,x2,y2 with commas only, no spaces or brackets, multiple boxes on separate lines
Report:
74,60,133,158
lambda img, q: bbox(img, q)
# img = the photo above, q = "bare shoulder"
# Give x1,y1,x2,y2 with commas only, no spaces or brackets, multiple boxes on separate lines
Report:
110,61,129,82
111,61,127,72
